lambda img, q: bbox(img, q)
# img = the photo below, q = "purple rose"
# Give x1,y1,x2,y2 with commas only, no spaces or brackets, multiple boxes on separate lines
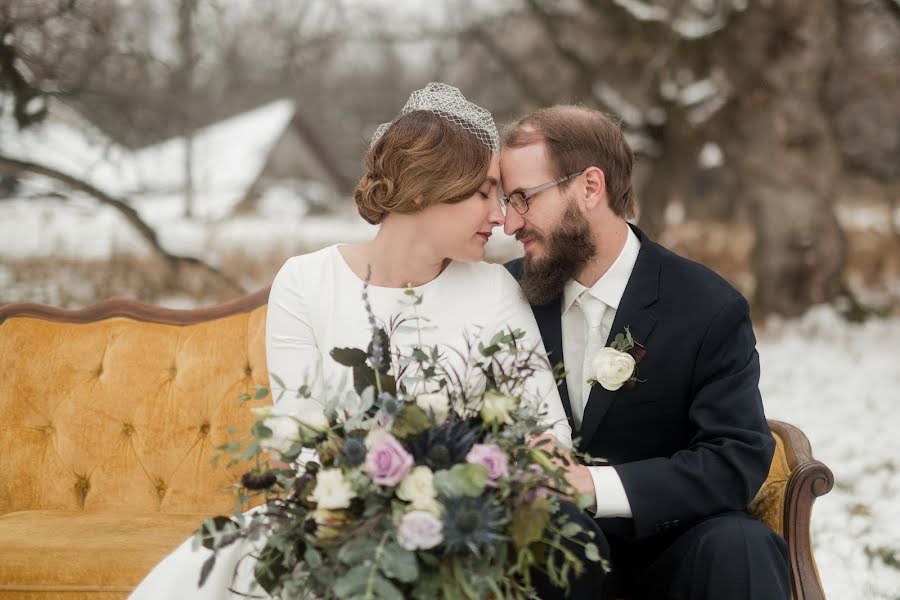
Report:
465,443,509,486
364,432,414,487
397,510,443,551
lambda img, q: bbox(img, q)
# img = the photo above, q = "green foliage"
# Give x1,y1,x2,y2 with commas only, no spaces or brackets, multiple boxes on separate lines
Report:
207,296,600,599
509,497,552,549
433,463,489,498
390,403,431,438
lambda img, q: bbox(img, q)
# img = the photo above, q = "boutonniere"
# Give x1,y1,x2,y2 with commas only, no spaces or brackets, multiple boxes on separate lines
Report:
588,326,647,391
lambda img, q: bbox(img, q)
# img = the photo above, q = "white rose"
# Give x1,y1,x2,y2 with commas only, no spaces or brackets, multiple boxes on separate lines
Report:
258,414,299,458
297,410,329,434
310,468,356,510
481,389,518,425
591,347,636,391
257,410,328,458
415,393,450,424
396,466,437,507
411,497,444,516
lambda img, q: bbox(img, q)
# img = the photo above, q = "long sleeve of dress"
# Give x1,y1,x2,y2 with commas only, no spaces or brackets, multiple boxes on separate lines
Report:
489,267,573,449
265,257,325,417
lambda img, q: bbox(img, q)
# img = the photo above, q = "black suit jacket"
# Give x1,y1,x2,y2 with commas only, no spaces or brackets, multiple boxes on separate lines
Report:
506,225,774,541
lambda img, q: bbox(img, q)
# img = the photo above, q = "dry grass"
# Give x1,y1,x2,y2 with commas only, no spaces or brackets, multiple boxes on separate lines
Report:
2,220,898,312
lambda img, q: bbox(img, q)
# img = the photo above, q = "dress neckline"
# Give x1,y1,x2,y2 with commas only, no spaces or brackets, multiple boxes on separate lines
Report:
331,244,454,292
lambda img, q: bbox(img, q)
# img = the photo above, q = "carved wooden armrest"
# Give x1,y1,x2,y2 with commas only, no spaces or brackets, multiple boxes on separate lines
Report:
767,420,834,600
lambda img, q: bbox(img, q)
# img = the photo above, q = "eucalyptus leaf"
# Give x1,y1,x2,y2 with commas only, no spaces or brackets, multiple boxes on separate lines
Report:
585,542,601,562
198,554,216,588
332,564,371,599
251,420,273,439
372,574,404,600
338,538,379,566
197,515,236,550
575,493,595,510
304,545,322,568
391,404,431,438
509,497,551,549
268,372,286,390
433,463,488,498
378,542,418,583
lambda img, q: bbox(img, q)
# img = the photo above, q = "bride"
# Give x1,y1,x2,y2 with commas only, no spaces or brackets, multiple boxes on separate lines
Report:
128,83,573,599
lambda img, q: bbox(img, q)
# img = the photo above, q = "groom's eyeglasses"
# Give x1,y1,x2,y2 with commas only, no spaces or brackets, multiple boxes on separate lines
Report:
500,170,584,215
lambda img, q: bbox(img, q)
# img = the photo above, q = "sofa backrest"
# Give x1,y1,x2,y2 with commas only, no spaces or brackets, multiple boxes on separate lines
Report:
0,289,271,516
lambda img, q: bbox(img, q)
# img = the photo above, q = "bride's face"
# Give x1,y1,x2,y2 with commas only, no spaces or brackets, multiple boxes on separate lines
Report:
415,155,504,262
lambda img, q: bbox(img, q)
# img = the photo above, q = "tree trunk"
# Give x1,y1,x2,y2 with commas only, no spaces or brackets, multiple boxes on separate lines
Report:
637,106,703,238
722,0,847,316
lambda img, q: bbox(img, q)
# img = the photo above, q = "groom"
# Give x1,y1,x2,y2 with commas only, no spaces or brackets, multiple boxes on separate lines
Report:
501,106,790,599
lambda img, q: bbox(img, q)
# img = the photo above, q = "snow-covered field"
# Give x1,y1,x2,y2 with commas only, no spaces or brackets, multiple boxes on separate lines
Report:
1,193,898,598
757,308,900,599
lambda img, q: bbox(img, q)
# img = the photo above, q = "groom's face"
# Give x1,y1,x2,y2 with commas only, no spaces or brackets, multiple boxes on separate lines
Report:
500,142,596,304
499,143,566,260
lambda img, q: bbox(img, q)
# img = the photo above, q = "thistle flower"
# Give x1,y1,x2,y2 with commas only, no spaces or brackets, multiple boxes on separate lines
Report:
341,437,367,467
441,496,509,557
407,420,479,471
380,392,404,416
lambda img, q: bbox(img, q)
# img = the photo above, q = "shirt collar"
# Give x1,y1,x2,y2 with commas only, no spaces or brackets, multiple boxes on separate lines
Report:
562,226,642,315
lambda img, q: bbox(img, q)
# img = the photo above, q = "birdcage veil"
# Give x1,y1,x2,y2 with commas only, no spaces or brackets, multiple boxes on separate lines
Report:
370,82,499,154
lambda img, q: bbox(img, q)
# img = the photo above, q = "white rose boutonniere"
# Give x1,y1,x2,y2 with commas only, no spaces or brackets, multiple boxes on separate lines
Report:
588,326,647,392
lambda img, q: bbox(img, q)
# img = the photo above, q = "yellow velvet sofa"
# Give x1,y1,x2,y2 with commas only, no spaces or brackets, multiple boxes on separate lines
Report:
0,289,834,599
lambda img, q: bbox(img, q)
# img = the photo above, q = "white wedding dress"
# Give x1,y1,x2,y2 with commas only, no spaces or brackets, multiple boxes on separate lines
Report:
128,245,571,599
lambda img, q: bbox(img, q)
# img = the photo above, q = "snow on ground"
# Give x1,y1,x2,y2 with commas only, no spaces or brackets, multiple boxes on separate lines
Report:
758,307,900,599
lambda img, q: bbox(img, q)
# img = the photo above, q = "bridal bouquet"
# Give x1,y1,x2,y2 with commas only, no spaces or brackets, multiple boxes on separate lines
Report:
197,285,605,600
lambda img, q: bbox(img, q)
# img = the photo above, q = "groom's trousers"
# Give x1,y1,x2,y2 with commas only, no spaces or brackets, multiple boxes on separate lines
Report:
608,510,790,600
533,509,789,600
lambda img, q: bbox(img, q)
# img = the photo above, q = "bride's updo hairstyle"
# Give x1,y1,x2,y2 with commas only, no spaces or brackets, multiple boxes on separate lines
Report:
354,82,500,225
354,111,490,225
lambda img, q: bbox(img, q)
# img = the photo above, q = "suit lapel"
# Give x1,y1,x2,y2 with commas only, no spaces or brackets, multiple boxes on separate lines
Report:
578,226,661,451
530,297,574,426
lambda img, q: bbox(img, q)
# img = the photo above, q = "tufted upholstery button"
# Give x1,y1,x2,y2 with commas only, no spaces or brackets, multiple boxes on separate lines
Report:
95,365,103,377
155,479,167,500
169,365,177,377
122,422,135,437
74,475,90,508
244,364,253,377
199,422,210,435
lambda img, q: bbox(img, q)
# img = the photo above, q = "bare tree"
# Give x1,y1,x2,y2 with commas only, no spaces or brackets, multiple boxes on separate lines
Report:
436,0,899,316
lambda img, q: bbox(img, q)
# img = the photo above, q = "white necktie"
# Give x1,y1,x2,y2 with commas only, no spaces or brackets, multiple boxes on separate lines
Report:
574,291,606,430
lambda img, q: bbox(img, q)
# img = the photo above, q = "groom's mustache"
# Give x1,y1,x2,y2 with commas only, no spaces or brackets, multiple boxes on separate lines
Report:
515,229,544,243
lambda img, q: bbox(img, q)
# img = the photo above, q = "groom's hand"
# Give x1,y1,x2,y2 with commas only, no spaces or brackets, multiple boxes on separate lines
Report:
528,435,597,505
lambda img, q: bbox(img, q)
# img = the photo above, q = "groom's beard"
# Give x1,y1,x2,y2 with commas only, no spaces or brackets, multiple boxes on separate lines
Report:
518,199,596,305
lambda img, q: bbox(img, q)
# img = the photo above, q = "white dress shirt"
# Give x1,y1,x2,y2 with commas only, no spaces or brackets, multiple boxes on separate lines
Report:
562,227,641,518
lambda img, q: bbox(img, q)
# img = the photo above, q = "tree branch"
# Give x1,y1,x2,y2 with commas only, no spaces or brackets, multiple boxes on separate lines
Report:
462,26,553,107
0,155,246,295
521,0,624,118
